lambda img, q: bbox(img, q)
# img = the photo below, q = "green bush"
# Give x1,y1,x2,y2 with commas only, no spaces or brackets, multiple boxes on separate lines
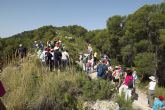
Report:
116,95,133,110
155,86,165,98
1,57,116,110
82,79,115,101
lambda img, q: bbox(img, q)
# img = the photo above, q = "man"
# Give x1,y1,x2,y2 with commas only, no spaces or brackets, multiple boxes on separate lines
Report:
153,96,165,110
54,47,62,70
96,59,108,79
18,44,25,63
46,49,53,72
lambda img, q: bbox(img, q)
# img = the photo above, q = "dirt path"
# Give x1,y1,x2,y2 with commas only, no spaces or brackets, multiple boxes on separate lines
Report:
133,89,152,110
88,72,152,110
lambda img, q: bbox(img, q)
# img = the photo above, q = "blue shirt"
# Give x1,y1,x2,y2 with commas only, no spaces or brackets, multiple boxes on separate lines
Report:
153,99,164,110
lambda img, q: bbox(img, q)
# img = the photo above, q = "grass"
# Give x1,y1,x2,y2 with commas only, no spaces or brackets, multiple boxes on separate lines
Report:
0,57,116,110
115,94,133,110
155,86,165,98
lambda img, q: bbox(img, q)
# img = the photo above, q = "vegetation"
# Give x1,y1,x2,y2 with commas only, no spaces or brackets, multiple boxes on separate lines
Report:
116,95,133,110
155,86,165,98
0,57,115,110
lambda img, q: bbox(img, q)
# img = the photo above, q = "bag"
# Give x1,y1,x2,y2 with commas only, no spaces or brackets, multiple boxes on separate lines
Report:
128,79,134,88
97,64,104,77
0,81,5,97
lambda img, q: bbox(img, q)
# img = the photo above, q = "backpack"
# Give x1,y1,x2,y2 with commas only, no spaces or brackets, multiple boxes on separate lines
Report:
97,64,104,76
128,79,134,88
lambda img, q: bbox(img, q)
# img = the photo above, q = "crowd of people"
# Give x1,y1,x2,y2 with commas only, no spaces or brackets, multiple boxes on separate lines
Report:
34,38,70,72
79,43,165,110
0,40,164,110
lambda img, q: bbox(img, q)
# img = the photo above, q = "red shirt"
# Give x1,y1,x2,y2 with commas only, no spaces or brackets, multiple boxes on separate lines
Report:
124,75,133,86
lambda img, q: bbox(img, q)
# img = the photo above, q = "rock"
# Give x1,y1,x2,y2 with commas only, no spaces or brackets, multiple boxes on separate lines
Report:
83,100,119,110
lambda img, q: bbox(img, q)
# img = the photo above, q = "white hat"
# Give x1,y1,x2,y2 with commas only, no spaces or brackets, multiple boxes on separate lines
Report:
149,76,156,81
19,44,22,47
54,46,59,50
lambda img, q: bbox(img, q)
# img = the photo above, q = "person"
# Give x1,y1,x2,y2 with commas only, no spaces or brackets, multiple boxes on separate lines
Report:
39,41,44,51
119,68,134,100
153,96,165,110
87,44,93,55
132,67,138,87
54,47,62,70
39,49,47,68
96,59,108,79
46,49,53,72
148,76,157,107
61,49,69,68
94,52,97,65
112,66,121,89
18,44,25,62
0,81,6,110
82,54,88,71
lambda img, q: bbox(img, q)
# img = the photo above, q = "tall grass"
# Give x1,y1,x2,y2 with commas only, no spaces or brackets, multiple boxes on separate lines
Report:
155,86,165,98
0,57,115,110
115,94,133,110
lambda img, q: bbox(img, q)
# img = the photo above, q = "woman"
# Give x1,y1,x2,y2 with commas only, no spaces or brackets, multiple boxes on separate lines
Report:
148,76,156,107
119,68,133,100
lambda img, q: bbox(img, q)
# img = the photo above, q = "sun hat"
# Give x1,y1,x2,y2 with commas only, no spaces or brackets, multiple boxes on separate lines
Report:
149,76,156,81
19,44,22,47
115,66,119,69
158,96,164,101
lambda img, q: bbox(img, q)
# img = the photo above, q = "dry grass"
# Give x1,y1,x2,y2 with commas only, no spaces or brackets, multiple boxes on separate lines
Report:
0,57,86,110
0,56,116,110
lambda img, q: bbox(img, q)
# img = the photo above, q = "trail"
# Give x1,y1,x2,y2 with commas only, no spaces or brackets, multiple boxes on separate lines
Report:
88,72,152,110
133,89,152,110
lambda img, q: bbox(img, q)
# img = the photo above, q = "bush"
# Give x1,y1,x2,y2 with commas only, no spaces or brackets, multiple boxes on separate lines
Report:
154,86,165,98
1,57,115,110
82,79,115,101
116,95,133,110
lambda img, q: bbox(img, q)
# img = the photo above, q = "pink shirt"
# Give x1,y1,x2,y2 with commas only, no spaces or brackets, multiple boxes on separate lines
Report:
124,75,133,86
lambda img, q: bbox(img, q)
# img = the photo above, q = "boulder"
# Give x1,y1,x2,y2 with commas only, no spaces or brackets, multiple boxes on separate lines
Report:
83,100,119,110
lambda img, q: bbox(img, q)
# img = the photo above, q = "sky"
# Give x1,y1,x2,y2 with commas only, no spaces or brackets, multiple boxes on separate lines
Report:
0,0,164,38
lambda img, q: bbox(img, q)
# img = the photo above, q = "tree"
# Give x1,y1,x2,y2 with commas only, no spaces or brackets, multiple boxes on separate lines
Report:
107,15,125,36
134,53,156,81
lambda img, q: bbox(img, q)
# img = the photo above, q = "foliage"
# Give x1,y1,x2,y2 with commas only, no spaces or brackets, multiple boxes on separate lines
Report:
1,2,165,85
82,79,115,101
116,95,133,110
1,57,115,110
154,86,165,98
134,52,156,80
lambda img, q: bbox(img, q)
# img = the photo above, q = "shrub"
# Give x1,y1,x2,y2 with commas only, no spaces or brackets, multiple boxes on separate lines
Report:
1,57,115,110
82,79,115,101
116,95,133,110
154,86,165,98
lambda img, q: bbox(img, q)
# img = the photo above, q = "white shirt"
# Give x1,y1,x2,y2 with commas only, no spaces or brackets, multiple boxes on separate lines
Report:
149,81,156,90
40,51,46,62
62,51,69,60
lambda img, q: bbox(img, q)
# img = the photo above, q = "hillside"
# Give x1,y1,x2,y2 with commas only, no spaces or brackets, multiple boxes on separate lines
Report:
1,2,165,86
1,56,117,110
